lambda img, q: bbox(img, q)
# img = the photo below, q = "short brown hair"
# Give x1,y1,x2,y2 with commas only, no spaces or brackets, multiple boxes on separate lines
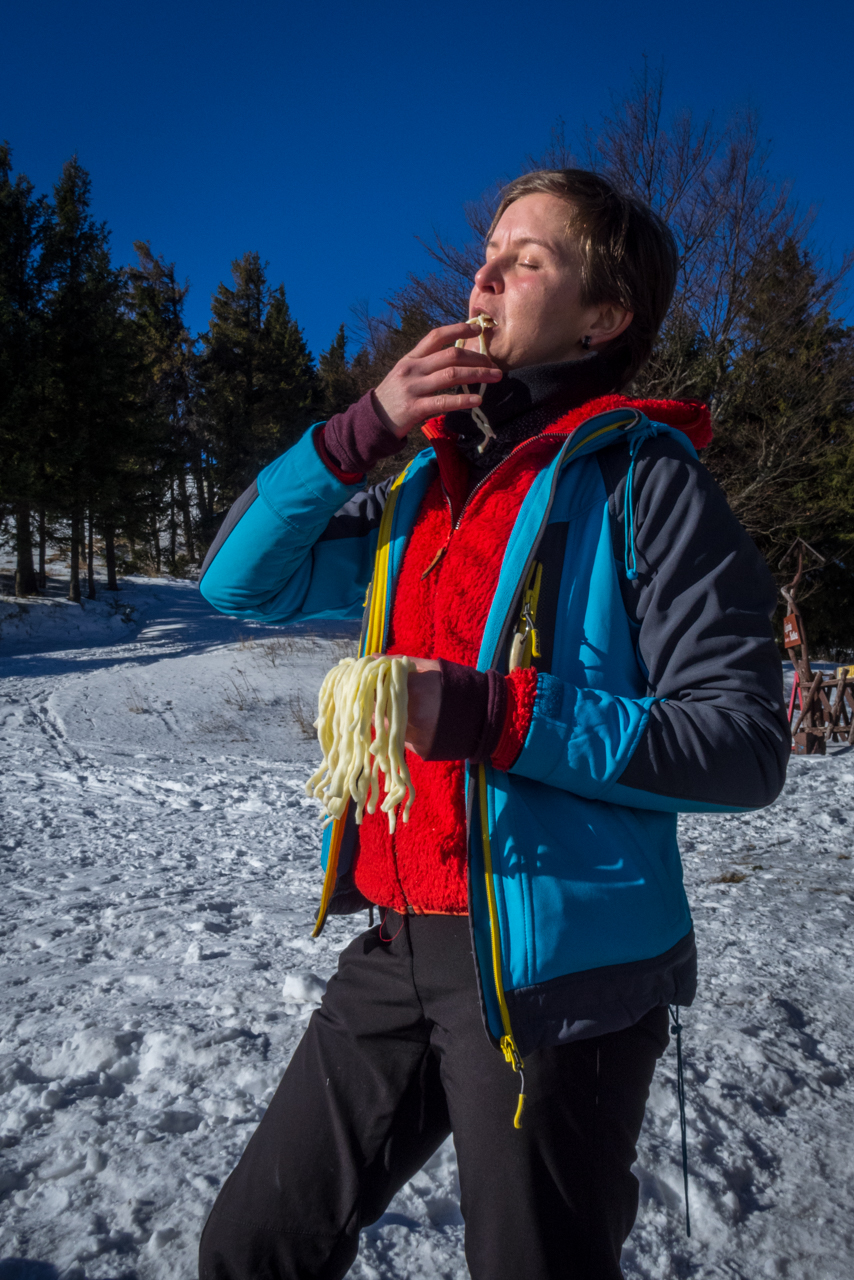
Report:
489,169,678,387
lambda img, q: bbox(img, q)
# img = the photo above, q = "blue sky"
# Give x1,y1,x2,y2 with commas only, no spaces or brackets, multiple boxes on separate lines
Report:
3,0,852,359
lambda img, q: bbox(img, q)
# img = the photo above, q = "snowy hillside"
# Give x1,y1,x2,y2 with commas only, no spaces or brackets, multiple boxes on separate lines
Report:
1,578,852,1280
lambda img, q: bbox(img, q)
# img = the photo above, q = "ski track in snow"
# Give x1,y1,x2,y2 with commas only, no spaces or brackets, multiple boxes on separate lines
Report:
1,577,852,1280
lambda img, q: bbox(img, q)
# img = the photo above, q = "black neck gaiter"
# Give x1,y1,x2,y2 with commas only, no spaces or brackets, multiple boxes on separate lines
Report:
445,352,622,486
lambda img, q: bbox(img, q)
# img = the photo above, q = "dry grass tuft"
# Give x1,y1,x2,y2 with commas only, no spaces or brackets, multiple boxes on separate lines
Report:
286,691,318,741
126,684,152,714
222,670,265,711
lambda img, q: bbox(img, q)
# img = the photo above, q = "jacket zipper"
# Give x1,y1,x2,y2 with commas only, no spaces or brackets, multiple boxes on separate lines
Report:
470,416,640,1094
443,416,637,1114
468,433,578,1122
478,763,526,1127
423,431,563,581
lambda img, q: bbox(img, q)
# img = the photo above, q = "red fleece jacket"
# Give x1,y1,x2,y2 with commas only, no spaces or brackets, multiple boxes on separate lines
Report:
322,393,713,916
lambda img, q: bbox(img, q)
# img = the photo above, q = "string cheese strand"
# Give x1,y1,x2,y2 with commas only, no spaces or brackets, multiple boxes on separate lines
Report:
455,312,497,453
306,655,417,834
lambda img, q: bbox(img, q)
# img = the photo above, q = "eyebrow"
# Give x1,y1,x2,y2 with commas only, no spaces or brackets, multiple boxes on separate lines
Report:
485,235,557,253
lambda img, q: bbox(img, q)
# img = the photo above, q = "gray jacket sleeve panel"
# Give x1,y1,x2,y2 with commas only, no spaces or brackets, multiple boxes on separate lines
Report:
199,480,259,582
315,476,395,544
199,473,394,585
596,436,790,809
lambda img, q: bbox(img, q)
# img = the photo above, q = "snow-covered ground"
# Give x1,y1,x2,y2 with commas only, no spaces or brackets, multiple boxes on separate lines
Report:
1,577,852,1280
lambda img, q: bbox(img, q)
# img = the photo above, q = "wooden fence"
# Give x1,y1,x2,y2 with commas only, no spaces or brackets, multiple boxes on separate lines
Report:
789,659,854,753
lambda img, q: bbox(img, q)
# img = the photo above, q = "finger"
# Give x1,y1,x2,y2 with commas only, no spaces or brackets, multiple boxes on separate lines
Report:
417,346,501,374
414,391,488,417
413,365,502,396
408,322,482,358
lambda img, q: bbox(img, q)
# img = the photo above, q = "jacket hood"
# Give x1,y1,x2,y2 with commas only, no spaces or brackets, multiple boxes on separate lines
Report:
424,395,712,454
545,394,713,451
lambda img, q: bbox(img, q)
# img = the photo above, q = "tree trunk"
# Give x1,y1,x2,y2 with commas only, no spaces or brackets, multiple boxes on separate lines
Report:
178,471,196,562
68,510,81,603
104,525,118,591
169,478,178,569
15,503,38,597
193,449,210,525
150,499,162,574
37,507,47,589
87,507,96,599
206,464,216,525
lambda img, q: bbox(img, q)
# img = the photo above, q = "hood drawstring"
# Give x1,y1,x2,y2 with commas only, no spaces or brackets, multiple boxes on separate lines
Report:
471,401,495,454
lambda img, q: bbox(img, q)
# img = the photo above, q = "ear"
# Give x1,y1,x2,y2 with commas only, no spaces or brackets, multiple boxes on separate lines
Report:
587,302,634,347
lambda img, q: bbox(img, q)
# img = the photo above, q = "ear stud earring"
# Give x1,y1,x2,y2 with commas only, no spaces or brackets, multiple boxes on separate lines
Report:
581,335,592,350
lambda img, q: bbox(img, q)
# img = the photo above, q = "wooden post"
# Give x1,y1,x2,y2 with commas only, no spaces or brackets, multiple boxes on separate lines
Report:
825,669,854,746
779,540,826,755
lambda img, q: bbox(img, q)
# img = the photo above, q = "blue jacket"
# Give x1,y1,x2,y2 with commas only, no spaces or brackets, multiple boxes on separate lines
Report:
200,405,789,1065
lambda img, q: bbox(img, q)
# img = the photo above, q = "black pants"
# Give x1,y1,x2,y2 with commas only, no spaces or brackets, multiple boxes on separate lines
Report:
199,912,668,1280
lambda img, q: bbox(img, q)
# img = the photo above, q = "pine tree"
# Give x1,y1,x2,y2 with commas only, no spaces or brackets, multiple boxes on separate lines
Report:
199,252,317,507
256,283,317,458
318,324,360,418
0,142,49,596
41,156,136,601
126,241,197,570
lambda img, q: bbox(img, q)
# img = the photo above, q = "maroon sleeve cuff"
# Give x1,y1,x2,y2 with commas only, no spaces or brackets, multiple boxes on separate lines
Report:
423,660,508,763
314,425,363,484
319,390,406,478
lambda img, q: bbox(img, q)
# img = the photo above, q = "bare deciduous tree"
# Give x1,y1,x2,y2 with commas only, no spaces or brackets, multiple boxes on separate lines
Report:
380,63,854,609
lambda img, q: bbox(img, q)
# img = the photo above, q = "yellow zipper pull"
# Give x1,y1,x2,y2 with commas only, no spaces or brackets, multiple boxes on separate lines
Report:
521,602,541,659
501,1034,526,1128
509,595,541,670
508,562,543,671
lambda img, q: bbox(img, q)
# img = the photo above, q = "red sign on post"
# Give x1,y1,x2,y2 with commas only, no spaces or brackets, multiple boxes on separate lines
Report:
783,614,802,649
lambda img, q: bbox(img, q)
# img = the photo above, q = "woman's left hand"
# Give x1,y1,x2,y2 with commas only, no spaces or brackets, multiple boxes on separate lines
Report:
405,659,442,758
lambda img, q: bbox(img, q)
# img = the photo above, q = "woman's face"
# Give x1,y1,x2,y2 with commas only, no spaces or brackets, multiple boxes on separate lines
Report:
465,192,627,370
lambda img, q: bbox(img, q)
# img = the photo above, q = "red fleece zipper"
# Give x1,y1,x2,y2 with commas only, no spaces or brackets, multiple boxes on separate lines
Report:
420,428,570,579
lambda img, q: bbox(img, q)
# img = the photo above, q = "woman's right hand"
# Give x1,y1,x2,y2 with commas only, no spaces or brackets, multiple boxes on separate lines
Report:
373,322,502,439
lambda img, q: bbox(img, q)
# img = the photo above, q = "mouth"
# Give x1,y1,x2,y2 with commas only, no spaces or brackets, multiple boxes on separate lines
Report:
461,312,497,357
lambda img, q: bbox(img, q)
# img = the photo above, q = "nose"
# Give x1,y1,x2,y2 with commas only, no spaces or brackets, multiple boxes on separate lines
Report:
473,256,504,294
